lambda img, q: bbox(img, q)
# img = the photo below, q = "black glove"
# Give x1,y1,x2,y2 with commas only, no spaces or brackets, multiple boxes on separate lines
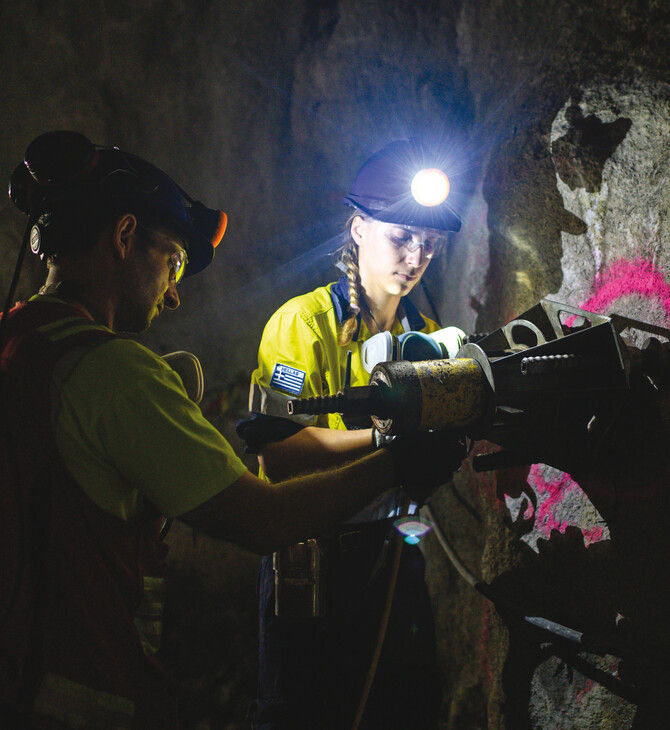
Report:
378,430,466,505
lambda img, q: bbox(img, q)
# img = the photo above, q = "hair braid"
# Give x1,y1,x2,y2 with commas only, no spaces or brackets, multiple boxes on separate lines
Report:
337,238,363,347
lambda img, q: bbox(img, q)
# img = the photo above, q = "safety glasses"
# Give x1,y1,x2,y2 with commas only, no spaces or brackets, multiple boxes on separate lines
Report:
386,226,447,260
167,249,189,284
137,225,189,284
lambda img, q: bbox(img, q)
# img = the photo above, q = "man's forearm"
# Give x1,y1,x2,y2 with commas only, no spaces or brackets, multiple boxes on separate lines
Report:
179,448,396,555
259,426,375,481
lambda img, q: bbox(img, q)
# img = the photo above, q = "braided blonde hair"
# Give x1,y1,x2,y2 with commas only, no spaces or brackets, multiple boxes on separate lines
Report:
337,213,365,347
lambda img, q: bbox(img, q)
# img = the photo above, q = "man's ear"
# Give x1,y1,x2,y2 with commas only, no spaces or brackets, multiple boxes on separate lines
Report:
112,213,139,260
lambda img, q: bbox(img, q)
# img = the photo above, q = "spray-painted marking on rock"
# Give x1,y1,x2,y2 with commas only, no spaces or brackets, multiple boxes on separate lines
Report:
507,258,670,551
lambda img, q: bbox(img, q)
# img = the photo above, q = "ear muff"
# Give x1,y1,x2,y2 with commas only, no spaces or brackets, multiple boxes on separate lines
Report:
428,326,466,358
8,161,40,215
24,131,98,186
27,207,89,259
8,131,100,217
361,330,446,374
29,224,43,255
362,331,395,373
397,331,443,361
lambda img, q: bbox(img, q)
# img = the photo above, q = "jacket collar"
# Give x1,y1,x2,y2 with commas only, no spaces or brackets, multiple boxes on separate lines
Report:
330,275,426,340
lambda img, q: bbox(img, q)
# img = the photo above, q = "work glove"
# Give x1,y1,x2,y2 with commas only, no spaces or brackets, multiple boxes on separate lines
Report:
377,430,467,505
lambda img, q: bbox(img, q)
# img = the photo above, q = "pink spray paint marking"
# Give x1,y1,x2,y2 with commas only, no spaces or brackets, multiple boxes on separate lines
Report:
525,466,607,546
514,258,670,546
565,257,670,327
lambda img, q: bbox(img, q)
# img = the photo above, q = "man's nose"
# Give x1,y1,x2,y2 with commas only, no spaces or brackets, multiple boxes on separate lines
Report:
164,282,180,310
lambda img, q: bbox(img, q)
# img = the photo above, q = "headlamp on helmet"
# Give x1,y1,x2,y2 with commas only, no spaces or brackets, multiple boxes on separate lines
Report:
343,139,461,233
411,168,450,207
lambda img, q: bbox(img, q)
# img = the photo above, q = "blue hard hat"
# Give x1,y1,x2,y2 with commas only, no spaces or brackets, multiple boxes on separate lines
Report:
343,139,461,232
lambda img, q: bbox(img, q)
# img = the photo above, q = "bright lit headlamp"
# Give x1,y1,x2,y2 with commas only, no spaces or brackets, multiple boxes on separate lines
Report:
411,168,450,207
343,139,461,232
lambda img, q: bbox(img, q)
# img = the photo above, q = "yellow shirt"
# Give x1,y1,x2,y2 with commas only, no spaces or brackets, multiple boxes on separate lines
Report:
244,279,447,521
248,280,441,432
45,304,247,522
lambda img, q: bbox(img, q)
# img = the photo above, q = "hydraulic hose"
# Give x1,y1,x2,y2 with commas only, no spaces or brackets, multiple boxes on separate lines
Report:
350,497,410,730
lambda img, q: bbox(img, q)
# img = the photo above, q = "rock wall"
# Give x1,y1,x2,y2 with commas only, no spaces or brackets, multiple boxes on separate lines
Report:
1,0,668,727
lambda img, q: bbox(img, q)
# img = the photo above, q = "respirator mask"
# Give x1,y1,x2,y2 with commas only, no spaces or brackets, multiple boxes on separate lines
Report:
361,326,465,374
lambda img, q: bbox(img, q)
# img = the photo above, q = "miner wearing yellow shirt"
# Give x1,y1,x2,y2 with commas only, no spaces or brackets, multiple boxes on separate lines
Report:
237,140,466,730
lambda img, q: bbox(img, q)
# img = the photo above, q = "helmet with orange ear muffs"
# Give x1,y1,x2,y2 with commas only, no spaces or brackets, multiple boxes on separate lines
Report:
8,130,227,277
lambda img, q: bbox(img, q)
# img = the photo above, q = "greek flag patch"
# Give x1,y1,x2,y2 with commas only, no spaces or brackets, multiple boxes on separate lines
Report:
270,363,306,396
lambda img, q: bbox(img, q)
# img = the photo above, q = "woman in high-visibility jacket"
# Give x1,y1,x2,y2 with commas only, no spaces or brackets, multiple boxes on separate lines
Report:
238,139,464,730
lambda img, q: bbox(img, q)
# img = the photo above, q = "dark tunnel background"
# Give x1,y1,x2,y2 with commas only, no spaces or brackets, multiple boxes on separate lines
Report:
1,1,669,727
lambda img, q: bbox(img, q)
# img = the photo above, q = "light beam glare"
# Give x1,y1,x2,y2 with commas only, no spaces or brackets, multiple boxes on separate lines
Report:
394,516,434,544
412,168,450,206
